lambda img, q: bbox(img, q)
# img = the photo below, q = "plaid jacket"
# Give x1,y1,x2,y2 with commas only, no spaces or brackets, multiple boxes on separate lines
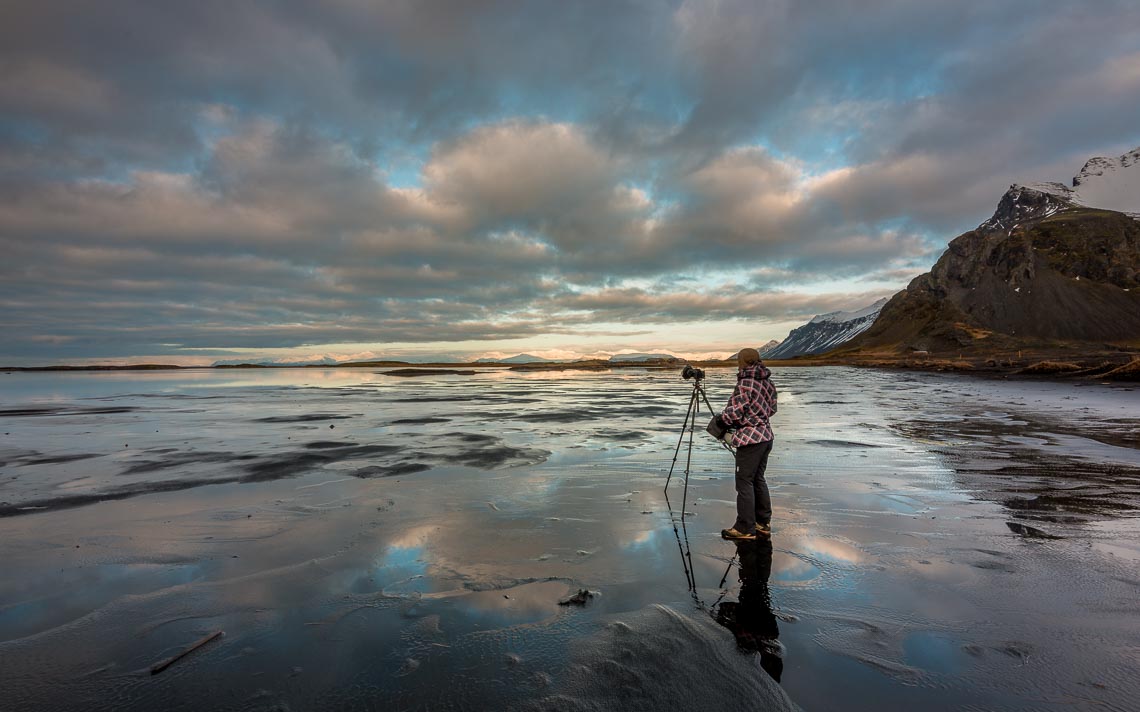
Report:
720,362,777,447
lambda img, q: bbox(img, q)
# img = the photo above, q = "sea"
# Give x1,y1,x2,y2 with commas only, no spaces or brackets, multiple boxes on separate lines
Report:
1,366,1138,711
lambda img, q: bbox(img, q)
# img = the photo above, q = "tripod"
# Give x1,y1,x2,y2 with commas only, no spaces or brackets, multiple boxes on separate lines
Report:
662,369,739,616
663,370,734,521
665,485,737,610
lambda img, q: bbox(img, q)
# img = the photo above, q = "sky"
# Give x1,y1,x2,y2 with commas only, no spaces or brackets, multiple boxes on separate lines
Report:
2,0,1140,365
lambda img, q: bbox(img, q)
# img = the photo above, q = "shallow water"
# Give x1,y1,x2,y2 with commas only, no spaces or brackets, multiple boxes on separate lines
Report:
0,367,1138,711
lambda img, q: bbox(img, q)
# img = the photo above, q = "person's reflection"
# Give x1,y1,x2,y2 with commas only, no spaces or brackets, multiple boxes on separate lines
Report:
715,539,784,682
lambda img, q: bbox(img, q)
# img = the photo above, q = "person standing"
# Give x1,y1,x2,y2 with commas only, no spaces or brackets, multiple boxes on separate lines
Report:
715,348,778,541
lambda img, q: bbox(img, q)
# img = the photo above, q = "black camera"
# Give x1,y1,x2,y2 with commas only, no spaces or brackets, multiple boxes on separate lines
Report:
681,365,705,381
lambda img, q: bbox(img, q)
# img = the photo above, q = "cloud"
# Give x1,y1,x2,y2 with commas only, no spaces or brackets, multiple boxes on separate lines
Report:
421,120,649,249
545,286,897,324
2,0,1140,362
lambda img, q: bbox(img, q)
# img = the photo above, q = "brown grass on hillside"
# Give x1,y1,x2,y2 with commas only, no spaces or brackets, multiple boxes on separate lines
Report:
1020,361,1083,375
1102,359,1140,381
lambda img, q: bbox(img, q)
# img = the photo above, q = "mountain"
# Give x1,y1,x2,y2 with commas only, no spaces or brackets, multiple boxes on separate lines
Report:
212,356,340,367
757,340,781,357
840,148,1140,356
764,298,888,359
473,354,553,364
1060,147,1139,218
608,352,676,362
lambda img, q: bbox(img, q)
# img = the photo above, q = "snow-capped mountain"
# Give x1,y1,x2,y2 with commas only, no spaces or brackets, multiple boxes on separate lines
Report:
1069,148,1140,217
764,298,888,359
843,146,1140,355
983,148,1140,232
757,339,781,357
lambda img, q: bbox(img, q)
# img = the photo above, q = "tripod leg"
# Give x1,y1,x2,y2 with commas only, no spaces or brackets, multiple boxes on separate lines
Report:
718,554,738,588
681,391,698,519
679,515,699,602
664,386,700,492
698,382,735,454
698,382,719,417
668,494,697,595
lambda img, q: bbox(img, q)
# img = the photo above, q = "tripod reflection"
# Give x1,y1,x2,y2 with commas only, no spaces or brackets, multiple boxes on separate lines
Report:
666,497,784,684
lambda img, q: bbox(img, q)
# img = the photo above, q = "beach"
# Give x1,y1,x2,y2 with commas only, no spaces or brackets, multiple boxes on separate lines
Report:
1,367,1138,711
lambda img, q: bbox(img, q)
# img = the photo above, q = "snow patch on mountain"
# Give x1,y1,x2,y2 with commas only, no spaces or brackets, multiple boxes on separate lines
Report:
757,339,781,357
809,299,890,325
986,147,1140,231
765,298,888,359
977,184,1072,233
1071,147,1140,217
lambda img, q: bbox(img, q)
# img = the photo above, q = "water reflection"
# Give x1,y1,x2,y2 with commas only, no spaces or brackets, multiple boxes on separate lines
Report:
667,493,784,684
3,367,1139,711
715,541,783,683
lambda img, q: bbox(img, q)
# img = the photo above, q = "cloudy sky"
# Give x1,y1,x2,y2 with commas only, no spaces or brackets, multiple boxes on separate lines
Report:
3,0,1139,364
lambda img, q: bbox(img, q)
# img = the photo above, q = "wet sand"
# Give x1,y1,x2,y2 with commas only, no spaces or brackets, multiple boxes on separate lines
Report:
0,367,1137,710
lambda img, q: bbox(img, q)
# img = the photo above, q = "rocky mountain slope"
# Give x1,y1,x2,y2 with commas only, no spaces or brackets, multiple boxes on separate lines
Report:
839,148,1140,356
757,339,781,357
765,298,888,359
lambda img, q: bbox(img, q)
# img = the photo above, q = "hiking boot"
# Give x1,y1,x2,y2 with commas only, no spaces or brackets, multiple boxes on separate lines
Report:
754,523,772,538
721,527,757,541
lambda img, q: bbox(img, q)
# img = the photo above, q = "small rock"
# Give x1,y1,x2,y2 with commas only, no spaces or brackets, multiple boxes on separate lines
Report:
558,589,596,606
531,671,553,687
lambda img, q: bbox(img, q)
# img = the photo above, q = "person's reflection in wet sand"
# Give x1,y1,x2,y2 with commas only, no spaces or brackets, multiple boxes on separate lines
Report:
715,539,784,682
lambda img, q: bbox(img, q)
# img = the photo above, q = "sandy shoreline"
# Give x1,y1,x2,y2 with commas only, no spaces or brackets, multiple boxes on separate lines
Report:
1,367,1138,710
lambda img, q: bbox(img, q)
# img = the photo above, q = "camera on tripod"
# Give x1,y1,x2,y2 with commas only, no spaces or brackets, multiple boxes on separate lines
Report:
666,362,733,510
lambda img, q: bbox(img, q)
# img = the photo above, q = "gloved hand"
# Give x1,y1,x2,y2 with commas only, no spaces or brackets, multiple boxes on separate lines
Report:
715,415,728,432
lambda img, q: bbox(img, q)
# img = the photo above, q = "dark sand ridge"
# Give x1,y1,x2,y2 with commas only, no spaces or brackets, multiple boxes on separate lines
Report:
0,432,549,517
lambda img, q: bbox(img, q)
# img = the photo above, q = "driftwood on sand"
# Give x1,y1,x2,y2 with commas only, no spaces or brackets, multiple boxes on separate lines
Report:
149,630,224,675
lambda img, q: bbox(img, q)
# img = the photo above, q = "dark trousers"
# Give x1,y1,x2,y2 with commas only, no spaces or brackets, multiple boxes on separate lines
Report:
734,440,773,531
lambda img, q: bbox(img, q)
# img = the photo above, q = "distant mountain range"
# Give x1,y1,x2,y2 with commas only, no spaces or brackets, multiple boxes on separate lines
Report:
840,147,1140,356
212,356,341,367
608,352,676,362
472,354,553,364
764,298,888,359
471,352,678,364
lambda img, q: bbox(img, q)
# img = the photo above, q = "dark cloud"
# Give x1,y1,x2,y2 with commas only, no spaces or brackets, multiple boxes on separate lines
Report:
2,0,1139,361
545,287,898,324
